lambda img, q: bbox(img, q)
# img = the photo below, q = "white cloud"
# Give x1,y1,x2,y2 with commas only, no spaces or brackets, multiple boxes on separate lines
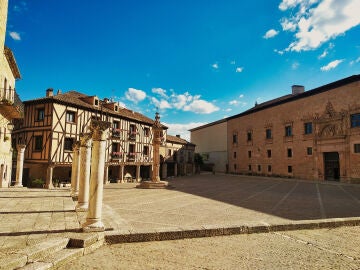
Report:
152,88,168,98
163,122,208,142
292,62,300,69
230,60,236,65
350,57,360,65
125,88,146,103
239,94,244,98
9,31,21,41
263,29,279,39
225,108,232,112
280,0,360,52
212,63,219,69
229,100,238,105
318,50,328,59
171,92,193,109
235,67,244,73
274,49,285,55
183,99,220,114
320,59,344,71
151,97,172,110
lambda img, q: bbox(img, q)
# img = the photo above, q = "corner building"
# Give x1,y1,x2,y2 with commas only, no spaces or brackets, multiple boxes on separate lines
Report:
228,75,360,183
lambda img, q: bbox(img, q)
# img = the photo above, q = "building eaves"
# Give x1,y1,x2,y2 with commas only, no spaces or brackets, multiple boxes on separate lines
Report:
228,74,360,121
23,90,167,127
188,118,227,132
4,46,21,79
166,134,195,145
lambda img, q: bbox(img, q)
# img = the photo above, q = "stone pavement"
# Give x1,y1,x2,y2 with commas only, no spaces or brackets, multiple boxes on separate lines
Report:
1,173,360,262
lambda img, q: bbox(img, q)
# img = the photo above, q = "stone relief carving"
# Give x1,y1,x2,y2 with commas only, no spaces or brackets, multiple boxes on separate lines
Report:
315,101,347,138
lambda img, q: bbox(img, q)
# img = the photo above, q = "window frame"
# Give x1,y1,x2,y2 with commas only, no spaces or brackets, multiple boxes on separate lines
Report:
64,137,75,152
36,108,45,121
34,136,43,152
354,144,360,153
287,148,293,158
351,113,360,128
304,122,313,134
285,125,292,137
66,111,76,123
307,147,313,155
266,128,272,139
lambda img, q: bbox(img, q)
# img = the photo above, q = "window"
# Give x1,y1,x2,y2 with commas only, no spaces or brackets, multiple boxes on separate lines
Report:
258,165,261,172
113,121,120,129
94,99,99,106
168,149,172,156
266,129,272,139
66,111,76,123
268,165,272,172
354,144,360,153
304,122,313,134
351,113,360,128
112,143,119,152
287,148,292,158
233,152,237,158
34,136,43,151
233,133,238,144
130,124,136,133
247,131,252,141
307,147,313,155
64,137,74,151
234,164,237,171
144,127,150,137
248,165,252,171
248,150,252,158
288,166,293,173
129,144,135,153
267,149,272,158
285,126,292,137
143,146,149,155
36,108,45,121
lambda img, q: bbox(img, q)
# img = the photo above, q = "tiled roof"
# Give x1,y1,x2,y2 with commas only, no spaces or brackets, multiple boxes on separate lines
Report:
166,134,194,145
24,90,166,127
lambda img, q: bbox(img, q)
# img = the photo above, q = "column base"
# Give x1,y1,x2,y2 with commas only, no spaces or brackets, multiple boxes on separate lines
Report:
13,184,23,188
76,202,88,212
44,183,54,189
136,180,169,189
82,219,105,232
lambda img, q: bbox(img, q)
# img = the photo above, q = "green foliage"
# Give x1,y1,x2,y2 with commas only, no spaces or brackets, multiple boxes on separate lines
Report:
31,178,44,188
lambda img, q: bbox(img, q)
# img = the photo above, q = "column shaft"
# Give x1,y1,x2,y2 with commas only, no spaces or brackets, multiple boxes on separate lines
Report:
15,144,26,187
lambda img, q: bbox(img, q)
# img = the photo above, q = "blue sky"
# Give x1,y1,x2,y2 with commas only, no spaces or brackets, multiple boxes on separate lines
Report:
6,0,360,140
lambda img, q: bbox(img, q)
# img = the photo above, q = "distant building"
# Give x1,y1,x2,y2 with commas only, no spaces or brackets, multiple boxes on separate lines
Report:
189,119,228,173
0,0,22,188
191,75,360,183
12,89,169,186
160,134,196,177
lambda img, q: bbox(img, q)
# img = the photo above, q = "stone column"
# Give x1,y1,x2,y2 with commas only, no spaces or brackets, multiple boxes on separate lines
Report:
82,120,110,232
70,142,80,197
136,165,141,182
76,133,92,211
118,165,124,183
137,112,168,189
14,144,26,187
104,166,109,185
45,165,54,189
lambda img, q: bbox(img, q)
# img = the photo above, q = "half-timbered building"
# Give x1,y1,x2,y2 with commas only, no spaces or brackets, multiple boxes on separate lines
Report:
12,89,169,187
160,134,196,178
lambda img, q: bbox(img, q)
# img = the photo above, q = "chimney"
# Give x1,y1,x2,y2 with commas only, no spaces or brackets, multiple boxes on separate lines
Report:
176,135,180,138
292,85,304,95
46,88,54,97
57,89,62,95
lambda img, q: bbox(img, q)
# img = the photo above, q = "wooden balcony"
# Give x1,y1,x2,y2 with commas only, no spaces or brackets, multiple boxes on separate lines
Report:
0,88,23,119
111,152,123,160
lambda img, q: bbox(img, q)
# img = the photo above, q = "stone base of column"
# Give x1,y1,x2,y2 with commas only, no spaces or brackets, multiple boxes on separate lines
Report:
82,219,105,232
76,203,88,212
44,183,54,189
136,180,169,189
12,184,23,188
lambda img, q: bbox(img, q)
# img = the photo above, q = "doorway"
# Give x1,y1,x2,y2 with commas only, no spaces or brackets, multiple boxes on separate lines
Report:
323,152,340,181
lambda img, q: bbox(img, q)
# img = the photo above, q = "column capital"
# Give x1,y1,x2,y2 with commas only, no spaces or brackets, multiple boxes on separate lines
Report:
80,133,92,148
90,120,111,141
16,144,26,151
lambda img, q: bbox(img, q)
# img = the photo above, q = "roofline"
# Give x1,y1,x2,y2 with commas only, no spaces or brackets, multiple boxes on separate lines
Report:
188,118,227,132
4,46,21,79
228,74,360,121
23,96,167,127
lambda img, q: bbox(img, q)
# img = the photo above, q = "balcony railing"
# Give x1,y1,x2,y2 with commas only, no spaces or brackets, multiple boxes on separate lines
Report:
128,131,137,140
127,153,136,162
111,152,123,160
0,88,23,119
112,128,122,138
